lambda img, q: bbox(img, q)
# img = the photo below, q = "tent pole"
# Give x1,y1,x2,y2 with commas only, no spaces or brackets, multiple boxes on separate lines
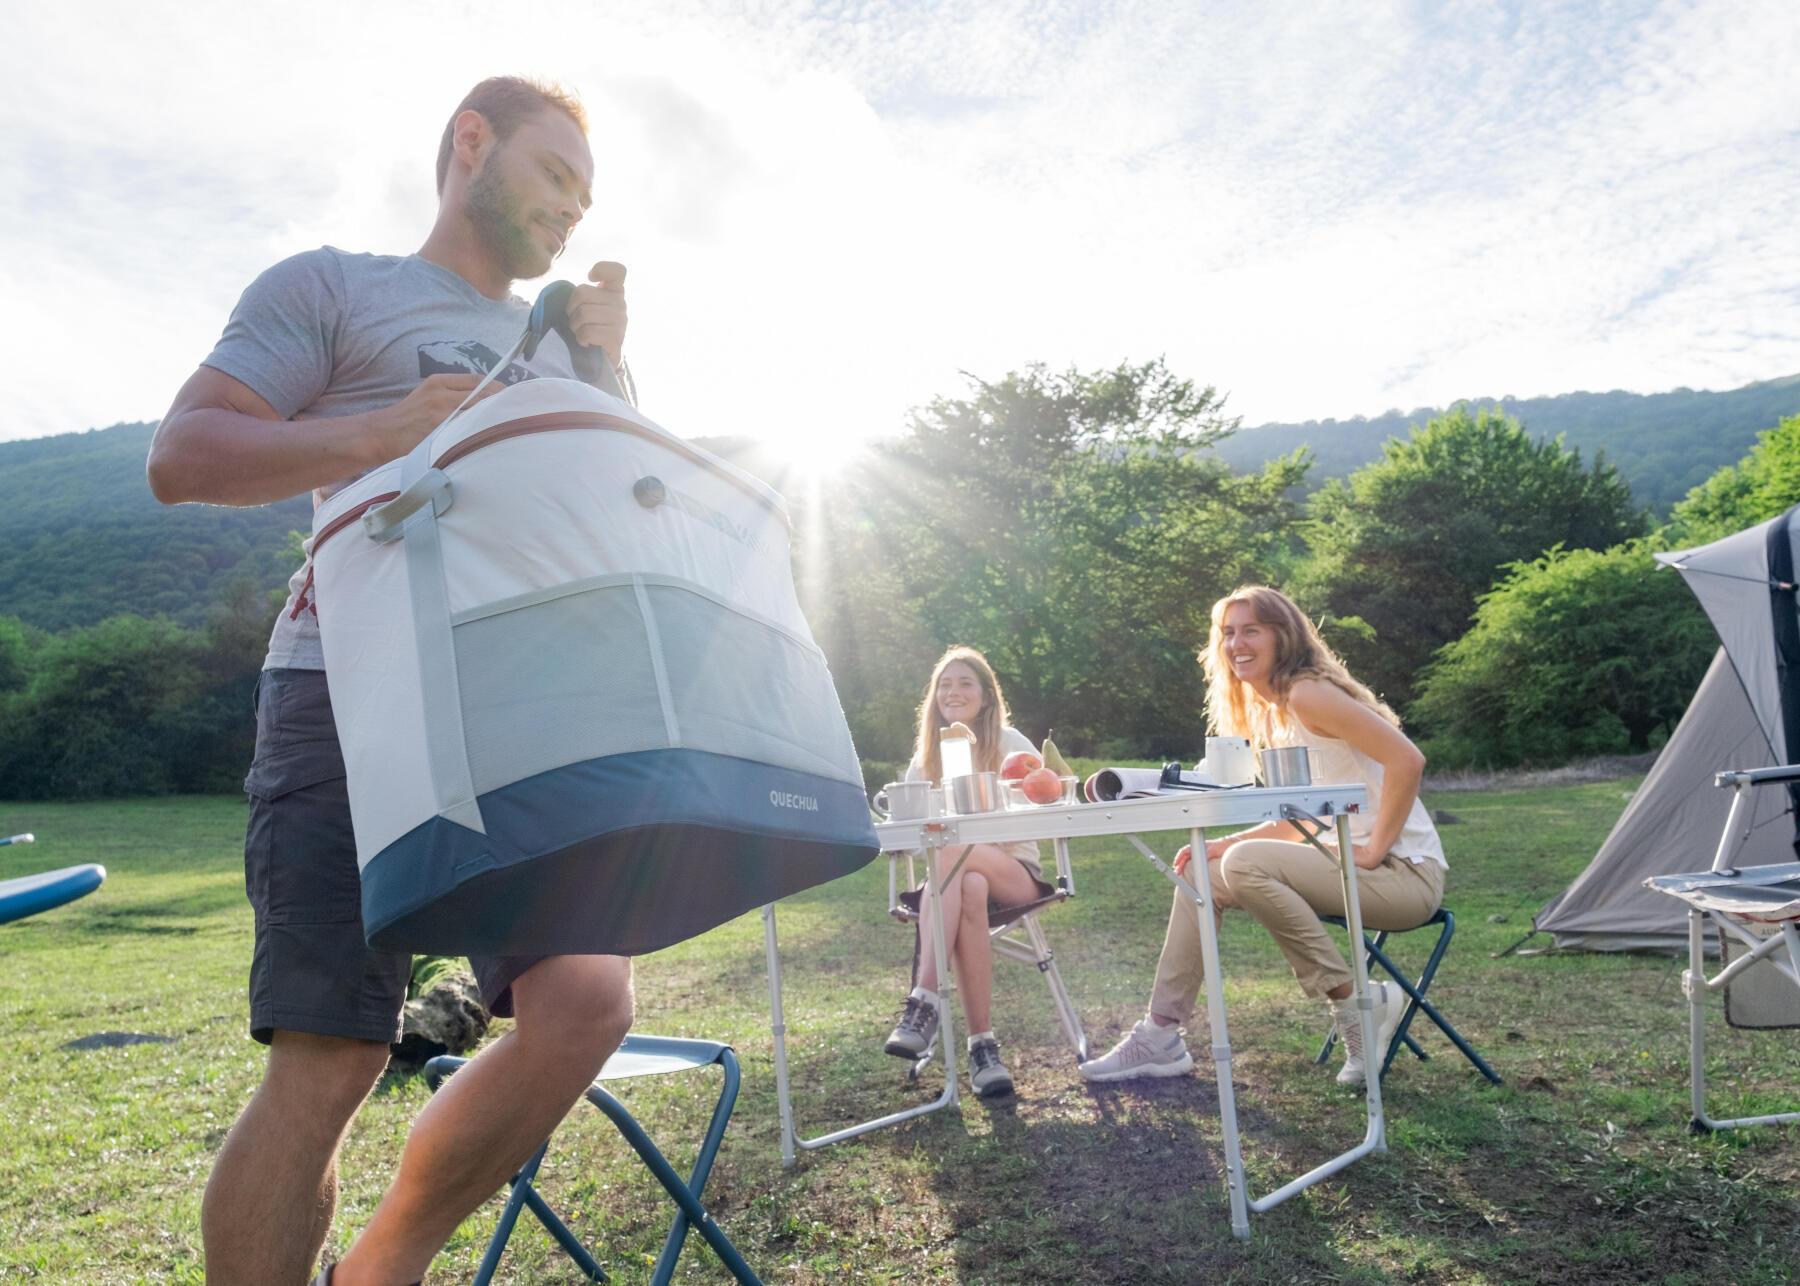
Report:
1492,928,1539,958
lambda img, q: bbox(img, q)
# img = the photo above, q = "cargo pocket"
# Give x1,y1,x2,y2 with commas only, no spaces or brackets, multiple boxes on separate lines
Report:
242,670,360,926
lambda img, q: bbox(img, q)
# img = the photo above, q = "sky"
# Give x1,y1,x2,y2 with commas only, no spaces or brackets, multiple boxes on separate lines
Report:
5,0,1798,465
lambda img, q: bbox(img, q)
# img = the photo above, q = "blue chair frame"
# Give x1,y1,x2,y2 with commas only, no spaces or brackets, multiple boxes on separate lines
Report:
1315,908,1502,1084
425,1034,762,1286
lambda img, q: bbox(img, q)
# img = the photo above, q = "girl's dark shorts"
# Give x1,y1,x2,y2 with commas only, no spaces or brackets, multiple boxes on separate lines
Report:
241,669,540,1045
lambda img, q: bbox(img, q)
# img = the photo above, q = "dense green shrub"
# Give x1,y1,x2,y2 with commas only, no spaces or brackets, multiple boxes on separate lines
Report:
1410,541,1714,769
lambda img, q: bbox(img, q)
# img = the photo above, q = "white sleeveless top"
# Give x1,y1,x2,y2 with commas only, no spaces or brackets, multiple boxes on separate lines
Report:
1274,718,1447,869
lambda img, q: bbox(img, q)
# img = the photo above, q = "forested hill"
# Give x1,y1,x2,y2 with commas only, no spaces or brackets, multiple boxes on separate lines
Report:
0,422,311,631
3,371,1796,630
1213,373,1800,511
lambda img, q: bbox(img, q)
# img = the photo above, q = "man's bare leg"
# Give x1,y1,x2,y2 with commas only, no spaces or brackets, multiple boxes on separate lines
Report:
334,954,633,1286
203,1031,392,1286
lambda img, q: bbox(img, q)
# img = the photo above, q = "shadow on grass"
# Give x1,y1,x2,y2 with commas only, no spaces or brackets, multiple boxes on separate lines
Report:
742,1023,1800,1286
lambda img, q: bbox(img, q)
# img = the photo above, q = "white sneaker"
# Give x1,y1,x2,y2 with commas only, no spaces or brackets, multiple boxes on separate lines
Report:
884,993,939,1059
968,1036,1014,1097
1078,1017,1194,1082
1333,980,1404,1086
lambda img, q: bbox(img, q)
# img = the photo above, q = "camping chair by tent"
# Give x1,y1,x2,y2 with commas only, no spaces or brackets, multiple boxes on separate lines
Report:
1644,765,1800,1133
887,835,1089,1077
1526,502,1800,953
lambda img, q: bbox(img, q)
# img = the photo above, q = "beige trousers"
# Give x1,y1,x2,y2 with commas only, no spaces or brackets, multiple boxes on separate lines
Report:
1148,838,1445,1023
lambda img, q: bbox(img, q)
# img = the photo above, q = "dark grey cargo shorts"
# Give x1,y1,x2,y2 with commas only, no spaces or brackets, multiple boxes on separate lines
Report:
241,668,538,1044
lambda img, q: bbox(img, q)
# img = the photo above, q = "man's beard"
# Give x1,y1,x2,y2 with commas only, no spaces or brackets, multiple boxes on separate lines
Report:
466,163,556,282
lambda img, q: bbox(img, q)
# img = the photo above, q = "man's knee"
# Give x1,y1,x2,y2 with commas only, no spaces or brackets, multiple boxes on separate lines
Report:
261,1031,392,1128
511,955,635,1057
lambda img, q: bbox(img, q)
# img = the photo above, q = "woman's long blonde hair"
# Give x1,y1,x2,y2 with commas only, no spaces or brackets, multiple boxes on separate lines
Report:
913,645,1011,782
1202,585,1399,747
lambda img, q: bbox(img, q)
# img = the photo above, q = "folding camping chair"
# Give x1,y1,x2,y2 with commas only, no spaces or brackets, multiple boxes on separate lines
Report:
424,1035,761,1285
1313,908,1503,1084
1644,765,1800,1134
887,834,1090,1078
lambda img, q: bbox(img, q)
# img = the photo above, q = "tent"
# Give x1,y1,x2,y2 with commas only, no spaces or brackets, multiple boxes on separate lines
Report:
1532,504,1800,951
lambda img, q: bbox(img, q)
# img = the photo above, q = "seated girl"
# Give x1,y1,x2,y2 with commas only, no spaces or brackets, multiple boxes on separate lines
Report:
883,645,1051,1097
1079,585,1446,1087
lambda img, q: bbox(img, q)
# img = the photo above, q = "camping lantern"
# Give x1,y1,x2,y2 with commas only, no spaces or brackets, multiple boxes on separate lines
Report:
309,378,877,956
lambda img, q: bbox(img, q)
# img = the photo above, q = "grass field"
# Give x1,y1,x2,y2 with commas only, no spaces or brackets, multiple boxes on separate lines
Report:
2,775,1798,1285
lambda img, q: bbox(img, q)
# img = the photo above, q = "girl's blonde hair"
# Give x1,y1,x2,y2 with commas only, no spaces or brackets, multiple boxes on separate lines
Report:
1202,585,1399,747
913,645,1011,782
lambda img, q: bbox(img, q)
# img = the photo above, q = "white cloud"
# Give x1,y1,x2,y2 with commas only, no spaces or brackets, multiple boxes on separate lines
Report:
2,0,1797,451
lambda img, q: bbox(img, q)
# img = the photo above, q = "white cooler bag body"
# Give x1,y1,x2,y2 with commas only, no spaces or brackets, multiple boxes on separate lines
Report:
310,379,877,956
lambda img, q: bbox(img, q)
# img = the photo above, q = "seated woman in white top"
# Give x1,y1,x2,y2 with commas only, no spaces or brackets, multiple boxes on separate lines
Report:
883,645,1048,1098
1079,585,1447,1087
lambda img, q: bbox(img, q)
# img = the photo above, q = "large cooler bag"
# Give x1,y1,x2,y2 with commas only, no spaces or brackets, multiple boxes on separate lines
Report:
308,377,877,956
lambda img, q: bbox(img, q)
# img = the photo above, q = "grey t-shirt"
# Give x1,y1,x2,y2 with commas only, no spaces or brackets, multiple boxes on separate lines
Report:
202,247,605,670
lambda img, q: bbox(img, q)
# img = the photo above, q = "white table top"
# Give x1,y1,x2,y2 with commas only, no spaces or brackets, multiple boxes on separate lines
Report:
874,782,1368,851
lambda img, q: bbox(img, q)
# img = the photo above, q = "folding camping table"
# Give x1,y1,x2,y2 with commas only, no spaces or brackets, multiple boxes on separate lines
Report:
760,782,1377,1241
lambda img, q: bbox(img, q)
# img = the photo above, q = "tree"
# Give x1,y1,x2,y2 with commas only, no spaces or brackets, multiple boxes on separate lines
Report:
1296,405,1646,707
818,359,1307,758
0,581,276,800
1409,541,1714,768
0,615,208,798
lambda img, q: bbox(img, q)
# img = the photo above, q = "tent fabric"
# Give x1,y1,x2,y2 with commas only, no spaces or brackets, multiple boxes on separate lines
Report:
1536,503,1800,952
311,378,878,956
1654,514,1793,762
1535,650,1786,949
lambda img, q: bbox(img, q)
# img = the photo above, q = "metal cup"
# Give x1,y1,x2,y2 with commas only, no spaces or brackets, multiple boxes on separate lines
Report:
1258,746,1312,787
949,771,1003,814
872,779,932,821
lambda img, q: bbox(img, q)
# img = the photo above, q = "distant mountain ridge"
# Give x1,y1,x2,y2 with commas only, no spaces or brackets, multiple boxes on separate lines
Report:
0,422,311,631
1214,374,1800,511
2,372,1795,631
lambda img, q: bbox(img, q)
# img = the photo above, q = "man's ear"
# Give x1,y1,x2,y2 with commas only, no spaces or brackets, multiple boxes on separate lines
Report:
451,109,493,174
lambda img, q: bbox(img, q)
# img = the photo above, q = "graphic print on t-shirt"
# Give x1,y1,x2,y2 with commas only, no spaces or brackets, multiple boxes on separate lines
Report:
418,339,536,385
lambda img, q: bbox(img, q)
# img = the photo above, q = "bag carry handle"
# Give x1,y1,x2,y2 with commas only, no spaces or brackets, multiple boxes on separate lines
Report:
525,280,626,397
358,280,626,544
363,468,454,543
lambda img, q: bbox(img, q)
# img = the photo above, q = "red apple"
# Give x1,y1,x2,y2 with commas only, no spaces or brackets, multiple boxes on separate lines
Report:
1000,750,1043,781
1021,766,1062,804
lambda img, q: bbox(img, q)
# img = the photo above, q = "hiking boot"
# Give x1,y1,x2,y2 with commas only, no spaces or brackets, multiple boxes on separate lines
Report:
1332,980,1404,1086
1078,1017,1194,1082
968,1036,1014,1097
884,993,939,1059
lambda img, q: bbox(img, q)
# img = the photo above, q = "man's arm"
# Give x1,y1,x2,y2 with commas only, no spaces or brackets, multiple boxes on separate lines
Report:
147,367,498,507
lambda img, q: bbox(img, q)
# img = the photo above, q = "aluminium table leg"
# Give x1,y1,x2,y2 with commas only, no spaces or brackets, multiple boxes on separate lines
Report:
1188,824,1252,1239
924,841,962,1105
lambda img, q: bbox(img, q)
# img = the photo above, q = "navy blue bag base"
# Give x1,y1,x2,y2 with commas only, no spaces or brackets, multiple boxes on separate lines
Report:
360,749,878,956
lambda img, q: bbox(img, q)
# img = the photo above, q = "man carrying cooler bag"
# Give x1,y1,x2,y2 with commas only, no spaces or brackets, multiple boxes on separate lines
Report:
150,77,636,1286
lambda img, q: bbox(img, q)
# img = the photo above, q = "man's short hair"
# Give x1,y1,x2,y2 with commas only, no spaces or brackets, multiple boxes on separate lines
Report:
436,76,588,194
